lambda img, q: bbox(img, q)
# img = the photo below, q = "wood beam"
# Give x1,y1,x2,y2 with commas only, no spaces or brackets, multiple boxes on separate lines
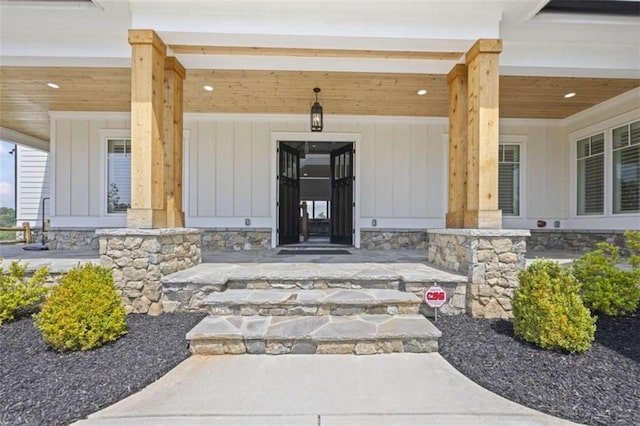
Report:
169,45,464,61
163,56,186,228
464,39,503,229
127,29,167,229
445,64,468,228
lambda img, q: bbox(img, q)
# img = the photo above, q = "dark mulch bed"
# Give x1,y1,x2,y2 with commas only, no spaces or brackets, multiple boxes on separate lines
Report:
2,311,638,426
0,313,205,426
437,311,640,426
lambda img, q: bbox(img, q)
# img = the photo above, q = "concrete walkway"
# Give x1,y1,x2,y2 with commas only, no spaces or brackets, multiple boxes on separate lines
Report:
73,353,579,426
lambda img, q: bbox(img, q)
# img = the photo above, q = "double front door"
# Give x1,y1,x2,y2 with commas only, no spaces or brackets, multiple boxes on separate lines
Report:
278,142,354,246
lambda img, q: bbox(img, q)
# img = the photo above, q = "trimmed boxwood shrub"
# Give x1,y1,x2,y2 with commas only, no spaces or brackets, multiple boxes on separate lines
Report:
571,238,640,316
513,259,596,354
35,263,127,352
0,260,48,325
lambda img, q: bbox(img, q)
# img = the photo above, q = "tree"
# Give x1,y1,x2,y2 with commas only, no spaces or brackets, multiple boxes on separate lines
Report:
0,207,16,227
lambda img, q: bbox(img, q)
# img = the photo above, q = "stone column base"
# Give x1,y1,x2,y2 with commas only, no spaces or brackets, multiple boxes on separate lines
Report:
96,228,201,315
428,229,530,319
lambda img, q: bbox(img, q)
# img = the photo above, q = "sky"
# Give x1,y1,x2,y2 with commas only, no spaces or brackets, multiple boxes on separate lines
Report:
0,140,16,209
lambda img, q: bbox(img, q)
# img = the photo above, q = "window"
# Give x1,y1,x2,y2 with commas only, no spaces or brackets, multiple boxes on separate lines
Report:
498,144,520,216
107,139,131,214
612,120,640,214
577,133,605,215
302,200,330,219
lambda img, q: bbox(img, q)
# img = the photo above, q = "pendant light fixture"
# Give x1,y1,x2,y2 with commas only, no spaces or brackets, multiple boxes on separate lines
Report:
310,87,323,132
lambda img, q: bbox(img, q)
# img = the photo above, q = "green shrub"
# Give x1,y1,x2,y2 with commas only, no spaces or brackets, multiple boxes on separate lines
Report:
571,241,640,316
625,230,640,269
35,263,127,352
0,260,49,325
513,260,596,354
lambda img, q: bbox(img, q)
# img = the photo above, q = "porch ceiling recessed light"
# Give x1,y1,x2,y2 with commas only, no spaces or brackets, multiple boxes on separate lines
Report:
47,82,60,89
564,92,576,98
417,89,427,96
203,85,214,92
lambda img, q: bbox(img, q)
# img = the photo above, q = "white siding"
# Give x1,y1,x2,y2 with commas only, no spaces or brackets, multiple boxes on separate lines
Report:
48,92,639,233
499,121,568,229
184,116,449,228
16,145,50,225
50,114,130,227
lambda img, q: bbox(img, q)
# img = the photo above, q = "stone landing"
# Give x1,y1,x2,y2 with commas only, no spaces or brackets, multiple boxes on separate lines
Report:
162,262,467,315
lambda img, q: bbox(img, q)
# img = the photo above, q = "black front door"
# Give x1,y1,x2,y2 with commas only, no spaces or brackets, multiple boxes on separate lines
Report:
330,144,353,245
278,143,300,245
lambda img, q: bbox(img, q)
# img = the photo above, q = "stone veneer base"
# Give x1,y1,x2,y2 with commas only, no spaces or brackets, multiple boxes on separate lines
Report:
360,229,429,250
528,229,627,254
428,229,530,319
47,228,99,250
201,228,271,251
96,228,202,315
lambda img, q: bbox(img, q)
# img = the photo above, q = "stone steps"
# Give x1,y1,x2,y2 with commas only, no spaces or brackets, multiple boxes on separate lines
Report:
203,288,422,316
176,262,461,354
162,262,467,314
186,314,441,355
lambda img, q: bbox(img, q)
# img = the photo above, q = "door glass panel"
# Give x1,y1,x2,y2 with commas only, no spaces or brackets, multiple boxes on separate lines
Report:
345,152,350,176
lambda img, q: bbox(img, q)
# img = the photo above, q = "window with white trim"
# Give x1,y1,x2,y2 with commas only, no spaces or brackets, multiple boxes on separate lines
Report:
498,144,520,216
107,139,131,214
576,133,605,215
612,120,640,214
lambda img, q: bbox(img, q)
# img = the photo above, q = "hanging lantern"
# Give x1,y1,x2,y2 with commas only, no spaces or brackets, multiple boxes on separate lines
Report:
310,87,323,132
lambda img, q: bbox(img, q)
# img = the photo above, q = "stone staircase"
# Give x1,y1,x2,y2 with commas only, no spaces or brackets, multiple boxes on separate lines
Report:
162,262,467,355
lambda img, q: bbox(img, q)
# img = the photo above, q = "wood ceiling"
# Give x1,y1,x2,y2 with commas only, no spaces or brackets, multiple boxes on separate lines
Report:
1,66,638,142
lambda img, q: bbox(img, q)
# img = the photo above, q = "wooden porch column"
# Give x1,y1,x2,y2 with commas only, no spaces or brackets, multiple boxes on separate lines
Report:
446,64,468,228
464,39,503,229
163,56,186,228
127,30,167,229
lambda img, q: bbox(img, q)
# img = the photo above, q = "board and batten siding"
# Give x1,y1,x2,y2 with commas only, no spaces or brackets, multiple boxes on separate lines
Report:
184,116,448,229
49,108,636,233
16,145,50,225
50,114,130,227
499,121,567,229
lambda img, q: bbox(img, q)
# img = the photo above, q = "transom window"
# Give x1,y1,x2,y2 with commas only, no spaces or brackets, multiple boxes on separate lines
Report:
107,139,131,214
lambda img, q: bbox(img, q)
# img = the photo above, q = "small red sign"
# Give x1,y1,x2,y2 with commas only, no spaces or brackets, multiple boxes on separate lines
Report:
425,286,447,308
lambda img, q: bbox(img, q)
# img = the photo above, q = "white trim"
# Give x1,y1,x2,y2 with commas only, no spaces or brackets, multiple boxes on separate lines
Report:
500,118,563,127
0,127,49,151
442,133,449,218
100,129,132,217
569,114,640,224
46,111,566,128
499,135,528,220
49,119,56,218
563,216,640,231
50,216,126,228
49,111,130,120
564,88,640,130
361,218,445,229
186,112,450,125
569,108,640,141
182,130,191,220
185,217,272,228
270,131,362,248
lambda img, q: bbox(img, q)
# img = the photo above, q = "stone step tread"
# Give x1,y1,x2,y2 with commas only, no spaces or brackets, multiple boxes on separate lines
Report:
163,262,466,287
203,288,422,306
186,314,441,342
